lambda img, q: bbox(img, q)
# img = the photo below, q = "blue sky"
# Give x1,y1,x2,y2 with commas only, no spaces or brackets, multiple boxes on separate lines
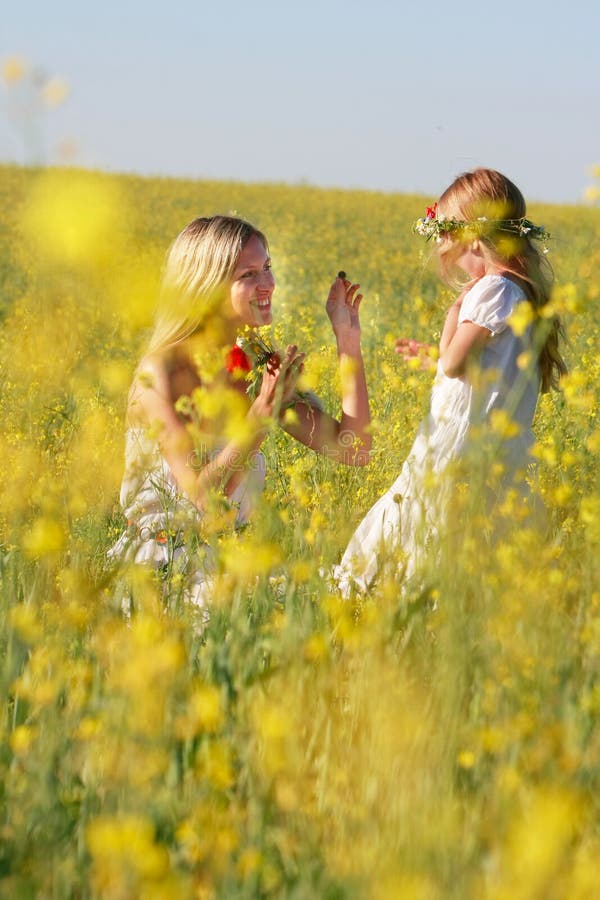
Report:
2,0,599,204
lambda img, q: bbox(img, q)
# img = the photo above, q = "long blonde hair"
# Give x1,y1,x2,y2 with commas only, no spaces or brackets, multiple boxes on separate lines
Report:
147,215,268,354
436,169,566,392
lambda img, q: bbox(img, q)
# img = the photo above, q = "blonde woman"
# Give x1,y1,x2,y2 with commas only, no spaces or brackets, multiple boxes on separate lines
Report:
109,215,371,607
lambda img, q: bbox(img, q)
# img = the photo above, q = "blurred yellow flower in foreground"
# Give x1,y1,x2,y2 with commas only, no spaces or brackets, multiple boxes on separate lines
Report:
10,724,38,756
175,683,225,739
491,787,582,898
22,516,66,558
8,604,42,644
490,409,521,439
1,56,26,84
220,537,282,580
40,76,69,107
20,170,123,266
508,300,535,337
87,815,169,891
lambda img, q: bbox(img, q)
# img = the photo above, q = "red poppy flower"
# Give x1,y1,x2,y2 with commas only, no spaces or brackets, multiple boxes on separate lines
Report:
225,345,252,373
425,203,438,219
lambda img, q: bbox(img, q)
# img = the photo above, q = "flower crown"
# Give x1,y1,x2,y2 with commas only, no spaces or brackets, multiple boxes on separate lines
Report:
414,202,550,249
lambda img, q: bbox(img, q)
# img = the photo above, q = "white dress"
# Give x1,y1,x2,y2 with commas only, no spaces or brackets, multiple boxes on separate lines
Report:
334,274,540,595
108,427,266,608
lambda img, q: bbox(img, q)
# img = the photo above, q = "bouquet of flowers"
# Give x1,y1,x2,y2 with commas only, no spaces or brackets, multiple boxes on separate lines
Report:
225,330,321,410
224,330,276,399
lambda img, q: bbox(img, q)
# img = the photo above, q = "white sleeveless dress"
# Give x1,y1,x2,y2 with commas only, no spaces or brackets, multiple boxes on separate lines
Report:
334,275,540,595
108,427,266,608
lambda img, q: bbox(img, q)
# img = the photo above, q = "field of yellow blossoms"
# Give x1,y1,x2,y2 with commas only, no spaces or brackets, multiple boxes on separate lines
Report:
0,161,599,898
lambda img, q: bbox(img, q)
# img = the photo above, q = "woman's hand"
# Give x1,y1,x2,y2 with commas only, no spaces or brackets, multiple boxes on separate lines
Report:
280,276,371,465
326,274,363,346
251,344,305,418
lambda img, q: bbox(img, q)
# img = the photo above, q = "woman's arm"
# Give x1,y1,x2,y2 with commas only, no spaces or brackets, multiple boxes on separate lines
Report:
282,276,371,466
132,350,303,509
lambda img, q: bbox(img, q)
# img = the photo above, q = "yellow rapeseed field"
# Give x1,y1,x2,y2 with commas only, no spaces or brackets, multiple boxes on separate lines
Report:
1,162,599,898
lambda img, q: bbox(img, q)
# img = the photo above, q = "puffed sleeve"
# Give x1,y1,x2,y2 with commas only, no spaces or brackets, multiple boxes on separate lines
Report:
458,275,525,335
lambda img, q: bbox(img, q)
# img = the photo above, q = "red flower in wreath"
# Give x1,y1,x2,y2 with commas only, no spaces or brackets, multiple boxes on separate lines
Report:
225,345,252,374
425,202,438,220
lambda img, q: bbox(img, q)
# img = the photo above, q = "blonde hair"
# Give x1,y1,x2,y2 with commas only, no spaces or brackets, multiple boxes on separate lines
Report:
436,169,567,392
147,215,268,354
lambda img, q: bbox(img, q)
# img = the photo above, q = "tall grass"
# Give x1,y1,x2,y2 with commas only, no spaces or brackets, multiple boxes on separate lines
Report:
1,163,599,898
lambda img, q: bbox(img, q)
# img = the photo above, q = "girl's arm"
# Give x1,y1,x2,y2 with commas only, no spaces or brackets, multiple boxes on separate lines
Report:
282,276,372,466
438,294,491,378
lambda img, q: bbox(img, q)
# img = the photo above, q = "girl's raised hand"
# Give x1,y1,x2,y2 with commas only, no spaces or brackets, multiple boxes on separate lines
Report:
326,273,363,342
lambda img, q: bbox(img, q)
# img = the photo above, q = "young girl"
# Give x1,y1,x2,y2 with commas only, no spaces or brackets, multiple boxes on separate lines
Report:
334,168,566,596
109,215,371,608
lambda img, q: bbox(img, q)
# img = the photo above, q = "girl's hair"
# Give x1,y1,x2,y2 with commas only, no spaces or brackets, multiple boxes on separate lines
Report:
436,168,567,392
147,215,268,354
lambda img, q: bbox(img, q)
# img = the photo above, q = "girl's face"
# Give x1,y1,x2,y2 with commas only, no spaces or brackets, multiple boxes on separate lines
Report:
455,242,487,280
229,234,275,327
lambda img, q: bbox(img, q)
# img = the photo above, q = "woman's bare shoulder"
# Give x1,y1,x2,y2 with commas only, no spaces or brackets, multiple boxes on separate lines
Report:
134,352,172,393
127,352,173,426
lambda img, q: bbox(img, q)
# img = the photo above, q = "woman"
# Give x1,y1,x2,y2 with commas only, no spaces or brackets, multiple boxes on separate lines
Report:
109,215,371,607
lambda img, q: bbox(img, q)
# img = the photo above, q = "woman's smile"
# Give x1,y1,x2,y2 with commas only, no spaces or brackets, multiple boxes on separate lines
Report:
229,234,275,326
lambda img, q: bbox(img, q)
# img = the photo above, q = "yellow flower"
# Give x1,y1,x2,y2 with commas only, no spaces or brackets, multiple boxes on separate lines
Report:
74,717,101,740
175,683,224,739
561,370,594,410
583,185,600,203
457,749,476,769
586,428,600,453
220,538,282,580
237,848,262,879
20,170,123,267
517,350,533,370
198,740,236,790
87,815,169,884
41,76,69,107
10,725,38,755
22,517,66,557
496,787,582,895
282,406,299,426
8,605,42,644
490,409,521,439
1,56,26,83
303,632,329,662
508,300,535,337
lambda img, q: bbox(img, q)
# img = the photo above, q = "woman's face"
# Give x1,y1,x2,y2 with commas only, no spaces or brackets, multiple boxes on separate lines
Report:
229,234,275,327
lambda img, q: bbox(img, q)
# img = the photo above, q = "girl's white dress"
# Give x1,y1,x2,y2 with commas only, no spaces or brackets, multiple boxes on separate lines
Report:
108,428,266,608
334,274,540,595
